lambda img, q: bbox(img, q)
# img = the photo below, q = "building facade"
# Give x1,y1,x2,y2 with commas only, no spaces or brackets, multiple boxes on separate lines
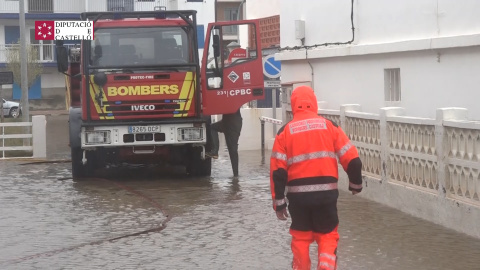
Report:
277,0,480,120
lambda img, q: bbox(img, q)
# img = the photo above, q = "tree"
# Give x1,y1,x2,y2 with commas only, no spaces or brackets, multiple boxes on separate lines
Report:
4,40,43,102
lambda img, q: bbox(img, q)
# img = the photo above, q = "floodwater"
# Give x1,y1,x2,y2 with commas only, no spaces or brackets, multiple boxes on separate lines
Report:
0,115,479,270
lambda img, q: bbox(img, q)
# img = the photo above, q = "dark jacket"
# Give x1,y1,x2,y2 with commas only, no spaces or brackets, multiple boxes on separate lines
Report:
221,109,242,136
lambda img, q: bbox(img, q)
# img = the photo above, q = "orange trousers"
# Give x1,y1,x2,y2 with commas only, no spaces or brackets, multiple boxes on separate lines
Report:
290,226,339,270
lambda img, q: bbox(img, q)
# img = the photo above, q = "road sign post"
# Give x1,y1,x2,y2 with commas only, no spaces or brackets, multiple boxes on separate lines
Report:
263,55,281,136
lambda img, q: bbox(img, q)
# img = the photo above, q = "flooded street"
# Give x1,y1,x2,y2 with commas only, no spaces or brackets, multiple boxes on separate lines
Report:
0,115,480,269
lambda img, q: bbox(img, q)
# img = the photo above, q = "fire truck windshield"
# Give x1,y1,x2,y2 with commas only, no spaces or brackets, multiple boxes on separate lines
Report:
90,26,193,67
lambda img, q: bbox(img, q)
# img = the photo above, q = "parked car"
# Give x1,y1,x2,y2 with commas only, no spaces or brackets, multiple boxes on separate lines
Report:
2,99,22,118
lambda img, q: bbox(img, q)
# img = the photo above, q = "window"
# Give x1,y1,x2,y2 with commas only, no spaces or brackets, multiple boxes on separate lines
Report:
90,27,193,67
384,68,401,102
224,8,239,35
107,0,134,12
224,8,238,21
205,23,257,89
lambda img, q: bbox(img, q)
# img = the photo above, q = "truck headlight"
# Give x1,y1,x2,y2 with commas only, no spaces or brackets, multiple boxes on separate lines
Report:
85,130,111,144
178,128,203,141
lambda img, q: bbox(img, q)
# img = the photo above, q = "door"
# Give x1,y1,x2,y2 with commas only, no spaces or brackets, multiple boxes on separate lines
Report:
201,20,265,115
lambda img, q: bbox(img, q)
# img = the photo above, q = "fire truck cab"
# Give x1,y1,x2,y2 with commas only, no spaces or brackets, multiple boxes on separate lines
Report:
55,10,265,178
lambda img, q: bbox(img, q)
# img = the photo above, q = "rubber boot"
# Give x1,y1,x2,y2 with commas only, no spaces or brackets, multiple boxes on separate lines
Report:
314,226,339,270
290,229,314,270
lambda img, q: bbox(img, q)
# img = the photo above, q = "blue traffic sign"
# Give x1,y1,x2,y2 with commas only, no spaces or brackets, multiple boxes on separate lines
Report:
263,55,281,79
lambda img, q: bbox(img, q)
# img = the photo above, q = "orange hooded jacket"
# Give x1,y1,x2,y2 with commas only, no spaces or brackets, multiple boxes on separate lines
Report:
270,86,363,211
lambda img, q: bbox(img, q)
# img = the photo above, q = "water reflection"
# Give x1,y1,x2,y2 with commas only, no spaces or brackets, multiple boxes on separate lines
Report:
2,132,480,269
229,177,241,199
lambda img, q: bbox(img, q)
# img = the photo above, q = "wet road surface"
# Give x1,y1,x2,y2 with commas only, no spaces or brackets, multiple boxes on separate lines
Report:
0,115,480,270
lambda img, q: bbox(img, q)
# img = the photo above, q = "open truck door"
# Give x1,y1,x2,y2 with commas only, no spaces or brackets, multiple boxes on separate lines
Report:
201,20,265,115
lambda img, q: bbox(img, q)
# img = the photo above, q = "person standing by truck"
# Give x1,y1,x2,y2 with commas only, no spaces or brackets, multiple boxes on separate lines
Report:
206,109,243,177
270,85,363,270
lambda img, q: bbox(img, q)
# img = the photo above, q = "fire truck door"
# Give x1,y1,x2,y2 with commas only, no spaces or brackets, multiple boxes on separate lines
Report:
201,20,265,115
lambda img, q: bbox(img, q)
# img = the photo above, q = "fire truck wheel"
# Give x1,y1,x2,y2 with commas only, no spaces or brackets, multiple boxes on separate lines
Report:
71,147,96,179
186,149,212,177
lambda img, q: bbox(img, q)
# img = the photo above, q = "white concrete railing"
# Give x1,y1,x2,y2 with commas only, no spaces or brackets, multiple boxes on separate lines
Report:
0,44,77,63
0,0,169,13
318,105,480,207
315,105,480,238
0,116,46,159
443,119,480,205
192,105,480,238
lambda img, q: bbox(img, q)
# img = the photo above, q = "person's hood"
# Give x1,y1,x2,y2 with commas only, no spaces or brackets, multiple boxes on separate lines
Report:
291,85,318,116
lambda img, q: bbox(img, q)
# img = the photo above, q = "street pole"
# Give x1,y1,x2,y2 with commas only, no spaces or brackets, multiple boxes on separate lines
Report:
0,85,4,122
272,88,277,137
214,0,217,22
19,0,29,122
237,0,245,20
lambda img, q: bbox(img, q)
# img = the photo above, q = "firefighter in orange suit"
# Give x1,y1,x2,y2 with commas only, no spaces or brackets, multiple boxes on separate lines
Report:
270,85,363,270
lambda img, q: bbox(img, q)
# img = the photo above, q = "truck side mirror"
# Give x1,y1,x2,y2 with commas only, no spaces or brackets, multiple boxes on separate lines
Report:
56,46,68,73
212,28,220,58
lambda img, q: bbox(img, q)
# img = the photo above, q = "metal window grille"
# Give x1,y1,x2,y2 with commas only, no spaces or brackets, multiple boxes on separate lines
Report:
384,68,401,102
28,0,53,13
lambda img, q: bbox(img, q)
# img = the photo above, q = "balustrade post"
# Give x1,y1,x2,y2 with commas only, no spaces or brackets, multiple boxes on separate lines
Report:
339,104,361,129
32,115,46,159
435,107,468,198
379,107,405,183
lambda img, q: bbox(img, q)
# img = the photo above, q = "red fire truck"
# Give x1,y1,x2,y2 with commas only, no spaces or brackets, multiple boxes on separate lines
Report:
55,10,265,178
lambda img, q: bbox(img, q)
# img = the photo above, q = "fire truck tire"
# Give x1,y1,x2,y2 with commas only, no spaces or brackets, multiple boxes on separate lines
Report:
71,147,96,179
186,150,212,177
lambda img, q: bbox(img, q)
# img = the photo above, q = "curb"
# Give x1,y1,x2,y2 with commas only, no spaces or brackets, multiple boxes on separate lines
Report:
31,111,69,116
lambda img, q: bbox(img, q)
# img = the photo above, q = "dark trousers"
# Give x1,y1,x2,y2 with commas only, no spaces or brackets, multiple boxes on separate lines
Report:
287,199,339,233
211,120,241,176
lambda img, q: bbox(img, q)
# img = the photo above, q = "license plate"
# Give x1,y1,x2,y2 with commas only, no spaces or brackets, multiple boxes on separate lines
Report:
128,126,160,134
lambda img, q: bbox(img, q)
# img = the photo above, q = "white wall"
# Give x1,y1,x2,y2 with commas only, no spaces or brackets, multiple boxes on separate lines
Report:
280,0,480,48
41,68,65,89
176,0,215,63
216,108,282,152
53,0,84,12
246,0,280,20
296,47,480,120
177,0,215,27
239,0,281,49
277,0,480,120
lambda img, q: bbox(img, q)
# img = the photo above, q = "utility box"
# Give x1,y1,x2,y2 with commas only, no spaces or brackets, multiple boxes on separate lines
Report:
295,20,305,40
280,81,311,124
